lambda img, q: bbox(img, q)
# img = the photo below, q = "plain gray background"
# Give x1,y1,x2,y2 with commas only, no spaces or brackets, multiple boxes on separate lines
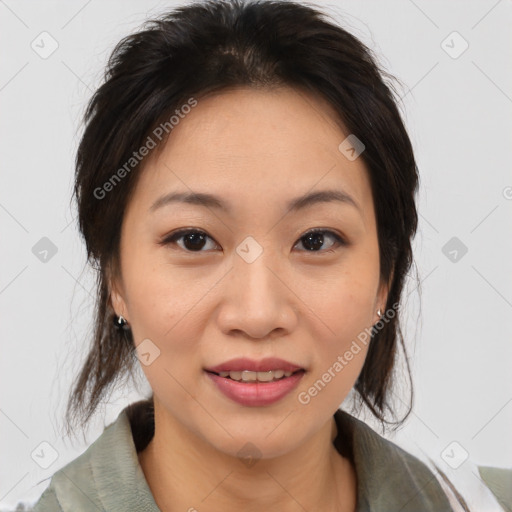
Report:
1,0,511,509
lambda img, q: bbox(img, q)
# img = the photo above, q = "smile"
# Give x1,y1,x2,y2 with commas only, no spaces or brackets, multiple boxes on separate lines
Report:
205,369,306,406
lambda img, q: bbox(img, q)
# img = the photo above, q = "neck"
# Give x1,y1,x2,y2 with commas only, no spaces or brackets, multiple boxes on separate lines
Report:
138,401,357,512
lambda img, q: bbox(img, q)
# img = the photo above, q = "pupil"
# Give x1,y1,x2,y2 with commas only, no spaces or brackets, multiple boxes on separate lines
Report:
184,233,205,251
303,232,323,251
182,232,325,251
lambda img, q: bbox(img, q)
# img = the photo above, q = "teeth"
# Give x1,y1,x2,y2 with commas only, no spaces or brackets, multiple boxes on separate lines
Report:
217,369,295,381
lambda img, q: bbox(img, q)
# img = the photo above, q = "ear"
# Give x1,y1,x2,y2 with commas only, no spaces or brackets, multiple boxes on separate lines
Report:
107,264,129,322
375,269,394,323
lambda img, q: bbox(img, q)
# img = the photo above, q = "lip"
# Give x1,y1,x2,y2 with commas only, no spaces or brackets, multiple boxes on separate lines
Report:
205,369,305,406
205,357,305,373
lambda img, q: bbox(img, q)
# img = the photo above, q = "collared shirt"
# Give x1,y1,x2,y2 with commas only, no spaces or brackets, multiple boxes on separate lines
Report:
33,400,455,511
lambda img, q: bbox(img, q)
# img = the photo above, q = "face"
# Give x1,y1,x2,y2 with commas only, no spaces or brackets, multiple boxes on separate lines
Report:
111,86,388,459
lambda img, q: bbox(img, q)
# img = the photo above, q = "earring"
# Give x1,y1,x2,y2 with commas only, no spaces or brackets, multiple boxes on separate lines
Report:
377,308,382,318
114,314,129,331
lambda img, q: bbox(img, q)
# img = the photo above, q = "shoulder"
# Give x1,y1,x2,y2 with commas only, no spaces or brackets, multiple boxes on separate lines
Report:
32,416,121,512
333,409,454,511
32,486,63,511
32,405,157,512
32,454,102,512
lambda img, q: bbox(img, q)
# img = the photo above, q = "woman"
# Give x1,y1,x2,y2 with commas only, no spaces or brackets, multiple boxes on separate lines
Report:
32,0,469,510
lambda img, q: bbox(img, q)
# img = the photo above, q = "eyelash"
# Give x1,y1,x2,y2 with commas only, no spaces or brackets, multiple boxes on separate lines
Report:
159,228,347,254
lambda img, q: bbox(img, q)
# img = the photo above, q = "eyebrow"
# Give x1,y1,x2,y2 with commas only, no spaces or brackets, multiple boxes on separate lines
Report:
149,189,361,215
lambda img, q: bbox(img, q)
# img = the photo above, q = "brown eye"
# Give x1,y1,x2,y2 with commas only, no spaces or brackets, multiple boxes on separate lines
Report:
160,229,218,252
294,229,346,252
160,228,347,254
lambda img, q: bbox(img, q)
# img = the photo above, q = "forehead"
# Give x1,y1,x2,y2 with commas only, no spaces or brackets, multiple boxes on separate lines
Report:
130,86,374,224
158,86,350,166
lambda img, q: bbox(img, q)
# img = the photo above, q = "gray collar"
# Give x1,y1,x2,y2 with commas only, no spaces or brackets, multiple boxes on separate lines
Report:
49,403,452,511
333,409,452,511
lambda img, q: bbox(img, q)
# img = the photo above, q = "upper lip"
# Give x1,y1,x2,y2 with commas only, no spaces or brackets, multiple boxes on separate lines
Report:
205,357,305,374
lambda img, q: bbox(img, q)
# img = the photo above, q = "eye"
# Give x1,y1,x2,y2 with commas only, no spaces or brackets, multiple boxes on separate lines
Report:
159,229,218,252
159,228,347,253
294,228,347,253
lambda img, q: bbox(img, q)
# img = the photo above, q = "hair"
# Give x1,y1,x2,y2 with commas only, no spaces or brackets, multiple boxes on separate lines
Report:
67,0,420,434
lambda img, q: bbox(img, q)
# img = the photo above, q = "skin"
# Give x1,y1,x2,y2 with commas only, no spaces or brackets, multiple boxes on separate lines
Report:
111,86,389,512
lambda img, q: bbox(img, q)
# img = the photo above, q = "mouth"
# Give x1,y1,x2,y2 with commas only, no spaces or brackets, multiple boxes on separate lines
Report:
205,368,306,383
204,368,306,406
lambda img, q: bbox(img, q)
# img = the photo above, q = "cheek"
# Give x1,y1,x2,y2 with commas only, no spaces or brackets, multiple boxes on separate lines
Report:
122,246,208,335
122,264,210,405
304,260,379,342
121,254,219,380
298,259,378,391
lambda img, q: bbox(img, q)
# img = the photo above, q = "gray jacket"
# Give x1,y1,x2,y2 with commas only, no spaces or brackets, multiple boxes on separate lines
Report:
33,401,455,511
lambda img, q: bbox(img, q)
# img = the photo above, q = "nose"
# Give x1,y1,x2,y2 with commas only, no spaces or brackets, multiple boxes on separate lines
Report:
215,246,299,340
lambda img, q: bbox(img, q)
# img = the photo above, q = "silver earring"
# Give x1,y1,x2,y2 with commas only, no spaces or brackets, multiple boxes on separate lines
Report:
377,309,382,318
114,314,129,330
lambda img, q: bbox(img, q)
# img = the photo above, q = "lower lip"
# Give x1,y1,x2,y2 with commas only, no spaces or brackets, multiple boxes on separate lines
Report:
205,370,305,406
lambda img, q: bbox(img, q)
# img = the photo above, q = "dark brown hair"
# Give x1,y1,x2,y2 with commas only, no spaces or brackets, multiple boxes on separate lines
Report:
67,0,420,435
